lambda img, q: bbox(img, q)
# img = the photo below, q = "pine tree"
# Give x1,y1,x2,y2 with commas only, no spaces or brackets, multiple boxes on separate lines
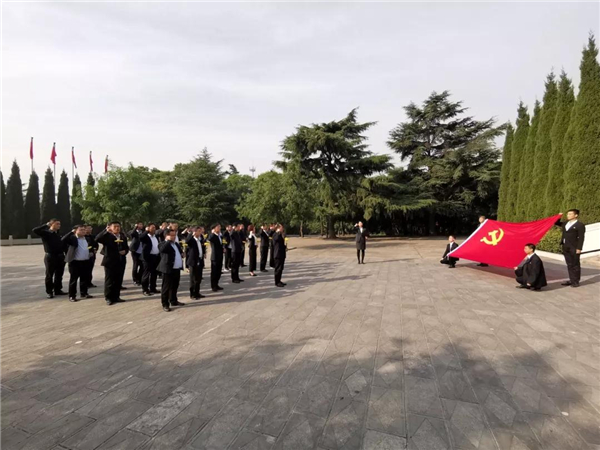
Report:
506,102,530,221
86,172,96,188
5,161,25,238
40,168,57,223
545,71,575,216
57,170,71,231
24,171,41,234
71,174,83,225
517,100,541,220
0,172,8,238
527,74,559,219
564,34,600,222
497,123,514,220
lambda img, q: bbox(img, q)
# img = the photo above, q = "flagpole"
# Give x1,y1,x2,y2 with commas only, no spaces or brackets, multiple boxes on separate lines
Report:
53,142,56,182
30,137,34,173
71,147,74,182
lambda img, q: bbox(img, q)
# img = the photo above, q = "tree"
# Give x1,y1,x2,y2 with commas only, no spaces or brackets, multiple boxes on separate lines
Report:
0,172,7,239
237,171,287,225
281,164,318,236
545,71,575,215
505,102,530,221
24,171,41,234
497,123,514,220
86,172,96,188
517,100,541,220
278,108,391,238
5,161,25,238
56,171,71,231
225,172,254,222
564,34,600,223
71,174,83,225
40,168,57,223
149,169,179,222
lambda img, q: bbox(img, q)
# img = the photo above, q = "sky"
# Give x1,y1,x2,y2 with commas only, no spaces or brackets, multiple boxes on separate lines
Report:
2,1,599,182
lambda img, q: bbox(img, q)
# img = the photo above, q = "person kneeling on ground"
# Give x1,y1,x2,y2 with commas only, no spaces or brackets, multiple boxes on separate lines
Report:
514,243,547,291
440,235,459,268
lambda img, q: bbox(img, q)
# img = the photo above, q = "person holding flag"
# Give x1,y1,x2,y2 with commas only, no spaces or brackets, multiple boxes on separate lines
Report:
555,210,586,288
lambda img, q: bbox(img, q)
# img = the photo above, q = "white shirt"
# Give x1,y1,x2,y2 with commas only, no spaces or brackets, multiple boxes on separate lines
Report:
565,220,577,231
527,252,535,260
149,234,159,255
174,234,180,243
194,236,203,260
172,242,183,269
359,228,364,234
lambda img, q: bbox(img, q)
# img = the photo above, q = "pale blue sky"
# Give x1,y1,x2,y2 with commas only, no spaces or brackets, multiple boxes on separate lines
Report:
2,2,599,180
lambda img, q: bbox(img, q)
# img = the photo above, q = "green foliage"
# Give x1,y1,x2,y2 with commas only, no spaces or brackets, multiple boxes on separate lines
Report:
225,172,254,221
0,172,7,239
71,174,83,226
517,100,541,220
281,165,317,234
86,172,96,188
537,227,562,253
237,171,287,225
5,161,25,238
545,71,575,216
148,170,179,222
57,171,71,231
40,168,57,223
505,102,530,221
24,171,41,234
497,123,514,220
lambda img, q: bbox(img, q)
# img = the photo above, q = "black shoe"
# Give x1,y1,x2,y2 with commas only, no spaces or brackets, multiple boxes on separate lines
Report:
533,288,542,291
212,288,219,292
114,298,126,303
47,294,54,299
276,283,285,287
561,281,572,286
199,294,206,298
163,306,171,312
217,286,224,291
260,270,268,272
83,294,94,299
120,286,128,290
69,297,78,302
281,282,287,286
238,279,245,282
150,290,160,294
516,285,529,289
357,261,361,264
171,301,186,306
233,280,241,284
106,300,114,305
571,283,580,288
55,290,67,296
143,291,153,296
89,284,97,288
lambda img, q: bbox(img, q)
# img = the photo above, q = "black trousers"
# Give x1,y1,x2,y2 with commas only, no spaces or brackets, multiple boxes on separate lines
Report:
356,249,365,262
104,264,121,301
241,245,246,266
440,257,458,267
563,246,581,284
231,252,242,281
249,246,257,272
189,265,203,297
68,260,89,298
225,248,232,270
211,259,223,289
161,270,181,307
131,252,143,284
260,246,268,271
274,258,285,284
269,243,275,268
44,253,65,294
142,254,159,292
117,258,126,290
86,257,96,286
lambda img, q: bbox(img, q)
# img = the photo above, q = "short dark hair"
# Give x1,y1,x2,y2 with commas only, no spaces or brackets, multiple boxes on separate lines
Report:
108,221,121,226
166,228,177,235
568,209,580,216
48,218,60,224
147,222,156,228
211,223,220,229
449,235,455,239
233,222,240,227
525,243,536,251
73,224,84,230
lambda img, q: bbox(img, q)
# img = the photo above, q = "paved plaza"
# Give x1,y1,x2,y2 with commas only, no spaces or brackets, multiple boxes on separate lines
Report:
1,237,599,450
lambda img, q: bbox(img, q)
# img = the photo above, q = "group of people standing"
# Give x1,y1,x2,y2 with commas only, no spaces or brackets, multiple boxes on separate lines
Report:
34,220,288,312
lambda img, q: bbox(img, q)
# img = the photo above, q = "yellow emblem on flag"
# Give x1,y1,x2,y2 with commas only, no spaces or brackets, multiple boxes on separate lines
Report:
480,228,504,246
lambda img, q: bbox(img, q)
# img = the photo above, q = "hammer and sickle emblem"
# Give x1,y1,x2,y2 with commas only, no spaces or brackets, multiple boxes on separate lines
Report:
480,228,504,246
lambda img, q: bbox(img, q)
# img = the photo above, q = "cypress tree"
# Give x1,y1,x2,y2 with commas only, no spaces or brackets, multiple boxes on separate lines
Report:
24,171,41,234
5,161,25,238
497,123,514,220
57,170,71,230
517,100,541,220
527,74,558,219
40,168,57,223
545,71,575,215
71,174,83,225
1,172,7,238
564,34,600,223
506,102,530,221
86,172,95,188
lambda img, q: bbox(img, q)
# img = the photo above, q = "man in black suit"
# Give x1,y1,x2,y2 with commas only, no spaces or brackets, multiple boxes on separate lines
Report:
208,224,225,292
515,243,547,291
354,221,369,264
440,235,460,268
158,229,185,311
555,209,586,287
140,223,160,296
84,225,98,289
273,224,287,287
62,224,94,302
186,226,206,299
155,222,169,242
230,223,244,283
95,221,129,305
129,222,144,286
223,224,232,271
476,216,489,267
268,223,276,268
259,224,270,272
33,219,67,298
239,224,247,267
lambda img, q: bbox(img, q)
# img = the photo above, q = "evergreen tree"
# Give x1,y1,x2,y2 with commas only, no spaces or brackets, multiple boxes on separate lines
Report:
545,71,575,215
5,161,25,238
24,171,41,234
86,172,96,188
40,168,57,223
0,172,7,239
505,102,530,221
517,100,541,220
497,123,514,220
56,171,71,230
71,174,83,225
527,73,558,219
564,34,600,222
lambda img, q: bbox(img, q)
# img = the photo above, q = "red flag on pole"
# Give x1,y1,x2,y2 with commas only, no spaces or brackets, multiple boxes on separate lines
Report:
50,143,57,165
72,147,77,168
448,215,562,268
104,155,109,174
30,137,34,160
89,151,93,172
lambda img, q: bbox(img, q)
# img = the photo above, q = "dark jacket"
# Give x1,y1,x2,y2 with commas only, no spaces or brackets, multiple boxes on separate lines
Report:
355,227,369,250
222,230,231,248
62,231,90,263
230,230,243,253
86,235,98,259
515,253,547,289
208,232,224,262
273,231,286,260
442,242,459,261
95,229,129,267
32,224,64,254
185,235,205,269
139,231,159,261
239,229,247,244
555,219,585,251
155,227,167,242
129,227,144,253
259,229,270,248
157,240,183,274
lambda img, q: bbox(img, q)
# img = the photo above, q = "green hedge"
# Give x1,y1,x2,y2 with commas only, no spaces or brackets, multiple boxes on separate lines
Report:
537,227,562,253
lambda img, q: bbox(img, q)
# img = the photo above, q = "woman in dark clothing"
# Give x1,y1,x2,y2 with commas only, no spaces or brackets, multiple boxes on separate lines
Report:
247,225,257,276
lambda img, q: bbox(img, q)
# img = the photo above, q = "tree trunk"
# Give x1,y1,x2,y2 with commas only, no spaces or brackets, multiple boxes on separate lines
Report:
428,211,436,235
300,221,304,238
326,215,336,239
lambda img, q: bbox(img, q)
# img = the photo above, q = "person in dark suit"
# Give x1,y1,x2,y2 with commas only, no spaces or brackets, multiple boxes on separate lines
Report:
140,223,160,296
208,224,225,291
230,223,244,283
476,216,489,267
62,225,94,301
129,222,144,286
95,221,129,305
354,221,369,264
440,235,460,268
223,225,232,271
259,224,270,272
247,225,257,276
268,223,276,268
239,224,247,267
514,243,547,291
84,225,98,289
555,210,586,287
273,224,287,287
33,219,67,298
155,222,169,242
186,226,205,299
158,229,185,311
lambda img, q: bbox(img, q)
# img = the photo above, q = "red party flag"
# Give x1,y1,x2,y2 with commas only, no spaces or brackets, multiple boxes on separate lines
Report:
89,151,93,172
50,143,57,165
72,147,77,168
104,155,109,173
30,137,34,160
448,214,562,268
